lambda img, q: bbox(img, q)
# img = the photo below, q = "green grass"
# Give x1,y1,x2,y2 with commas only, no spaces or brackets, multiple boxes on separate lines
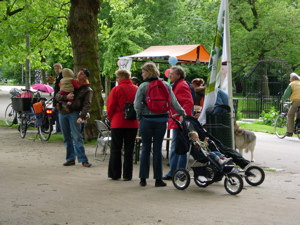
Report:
237,120,277,134
0,119,97,145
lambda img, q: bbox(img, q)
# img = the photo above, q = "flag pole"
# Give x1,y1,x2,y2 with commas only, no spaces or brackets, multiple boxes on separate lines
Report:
224,0,235,148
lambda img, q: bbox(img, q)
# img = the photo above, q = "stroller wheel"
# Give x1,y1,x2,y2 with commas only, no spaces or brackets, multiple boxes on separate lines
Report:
245,166,265,186
224,173,243,195
172,169,190,190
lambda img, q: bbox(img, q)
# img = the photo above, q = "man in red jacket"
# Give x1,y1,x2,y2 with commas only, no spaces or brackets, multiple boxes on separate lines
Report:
163,66,194,180
106,69,139,181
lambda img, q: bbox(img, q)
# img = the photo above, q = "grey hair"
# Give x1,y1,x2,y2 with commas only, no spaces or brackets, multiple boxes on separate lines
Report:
290,72,300,80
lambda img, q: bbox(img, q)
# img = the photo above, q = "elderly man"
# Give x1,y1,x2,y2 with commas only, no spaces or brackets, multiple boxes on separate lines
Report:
163,66,194,180
281,72,300,137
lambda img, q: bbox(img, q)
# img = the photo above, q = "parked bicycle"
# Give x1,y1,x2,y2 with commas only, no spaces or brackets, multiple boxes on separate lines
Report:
9,89,55,141
274,102,300,139
4,88,21,127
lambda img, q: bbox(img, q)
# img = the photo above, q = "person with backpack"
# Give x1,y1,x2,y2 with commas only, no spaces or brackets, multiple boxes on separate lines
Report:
134,62,186,187
162,66,194,181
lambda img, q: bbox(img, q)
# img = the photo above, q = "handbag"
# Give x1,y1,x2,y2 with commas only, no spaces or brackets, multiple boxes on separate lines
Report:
120,87,137,120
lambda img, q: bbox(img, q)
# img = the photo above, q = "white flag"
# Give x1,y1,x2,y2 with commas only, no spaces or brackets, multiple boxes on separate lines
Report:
198,0,227,125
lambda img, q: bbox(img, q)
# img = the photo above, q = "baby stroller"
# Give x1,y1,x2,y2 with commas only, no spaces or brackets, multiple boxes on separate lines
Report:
172,116,265,195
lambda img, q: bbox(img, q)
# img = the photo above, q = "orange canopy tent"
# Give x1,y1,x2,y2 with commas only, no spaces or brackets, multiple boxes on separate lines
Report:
124,44,210,64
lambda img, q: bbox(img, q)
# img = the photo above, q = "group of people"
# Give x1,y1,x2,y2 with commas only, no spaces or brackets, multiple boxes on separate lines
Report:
105,62,251,187
49,61,266,188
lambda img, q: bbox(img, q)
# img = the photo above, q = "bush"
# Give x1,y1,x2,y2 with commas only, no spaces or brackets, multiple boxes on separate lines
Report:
260,107,279,125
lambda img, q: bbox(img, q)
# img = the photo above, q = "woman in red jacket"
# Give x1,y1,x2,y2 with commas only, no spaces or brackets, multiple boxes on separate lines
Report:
106,69,139,181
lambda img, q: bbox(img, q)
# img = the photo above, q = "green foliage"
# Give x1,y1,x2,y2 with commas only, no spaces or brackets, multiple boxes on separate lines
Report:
236,110,242,121
260,106,279,125
1,0,300,109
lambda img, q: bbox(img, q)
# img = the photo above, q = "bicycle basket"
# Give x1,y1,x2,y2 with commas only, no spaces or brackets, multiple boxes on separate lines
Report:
12,97,39,112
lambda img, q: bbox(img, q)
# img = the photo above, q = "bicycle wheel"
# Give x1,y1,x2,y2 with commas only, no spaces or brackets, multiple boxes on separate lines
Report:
224,173,243,195
4,103,17,127
295,125,300,140
20,117,28,138
38,116,53,141
274,114,287,139
245,166,265,186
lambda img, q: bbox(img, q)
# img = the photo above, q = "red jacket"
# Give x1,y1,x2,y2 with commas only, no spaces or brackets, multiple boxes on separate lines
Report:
168,78,193,129
106,78,139,129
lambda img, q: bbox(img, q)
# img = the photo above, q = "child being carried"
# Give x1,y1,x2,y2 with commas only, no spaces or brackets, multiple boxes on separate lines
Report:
57,68,80,112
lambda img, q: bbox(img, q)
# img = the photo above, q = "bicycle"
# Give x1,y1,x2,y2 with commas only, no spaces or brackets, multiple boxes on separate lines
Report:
274,102,300,139
4,88,22,127
11,89,55,141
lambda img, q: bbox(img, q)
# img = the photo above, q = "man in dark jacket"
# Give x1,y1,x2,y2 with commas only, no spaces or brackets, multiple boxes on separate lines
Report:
55,68,93,167
53,63,63,134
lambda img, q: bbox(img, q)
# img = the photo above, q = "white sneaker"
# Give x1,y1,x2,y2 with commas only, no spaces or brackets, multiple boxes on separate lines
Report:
197,176,208,183
219,157,233,165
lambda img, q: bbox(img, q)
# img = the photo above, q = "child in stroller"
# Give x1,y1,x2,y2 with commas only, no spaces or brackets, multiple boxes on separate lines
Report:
188,131,233,166
171,115,265,195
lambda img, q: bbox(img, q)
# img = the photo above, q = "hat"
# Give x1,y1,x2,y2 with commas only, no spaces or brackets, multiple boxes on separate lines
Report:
81,68,90,77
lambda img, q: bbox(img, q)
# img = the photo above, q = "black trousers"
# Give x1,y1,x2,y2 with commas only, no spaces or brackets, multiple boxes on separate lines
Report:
108,128,138,180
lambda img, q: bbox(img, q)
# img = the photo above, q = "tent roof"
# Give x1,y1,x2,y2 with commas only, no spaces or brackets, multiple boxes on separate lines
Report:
124,44,210,64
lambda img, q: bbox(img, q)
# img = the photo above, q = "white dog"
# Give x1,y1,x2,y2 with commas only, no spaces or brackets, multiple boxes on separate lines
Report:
234,122,256,162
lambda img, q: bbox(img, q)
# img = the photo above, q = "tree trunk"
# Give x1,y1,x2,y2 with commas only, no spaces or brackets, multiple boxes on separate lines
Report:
67,0,103,140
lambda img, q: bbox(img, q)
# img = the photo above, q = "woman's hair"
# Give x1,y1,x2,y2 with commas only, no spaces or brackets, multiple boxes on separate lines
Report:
170,66,186,79
192,78,205,87
115,69,131,79
290,72,300,81
141,62,160,78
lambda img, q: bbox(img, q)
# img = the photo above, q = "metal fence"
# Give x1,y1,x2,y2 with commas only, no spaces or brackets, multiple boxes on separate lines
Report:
237,59,292,119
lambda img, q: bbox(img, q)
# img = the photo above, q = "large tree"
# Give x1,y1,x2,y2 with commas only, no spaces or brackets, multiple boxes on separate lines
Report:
68,0,103,140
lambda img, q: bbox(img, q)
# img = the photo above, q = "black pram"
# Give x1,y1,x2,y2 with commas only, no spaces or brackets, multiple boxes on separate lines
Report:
172,116,265,195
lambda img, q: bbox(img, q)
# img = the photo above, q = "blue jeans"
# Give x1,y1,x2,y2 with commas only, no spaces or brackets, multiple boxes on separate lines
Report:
59,111,88,163
53,107,61,133
167,128,188,177
139,119,167,179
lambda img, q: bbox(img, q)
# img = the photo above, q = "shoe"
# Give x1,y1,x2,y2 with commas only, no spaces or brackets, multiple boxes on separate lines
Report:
162,175,172,180
123,178,131,181
222,157,233,165
155,179,167,187
140,178,147,186
63,160,75,166
82,161,92,167
285,132,293,137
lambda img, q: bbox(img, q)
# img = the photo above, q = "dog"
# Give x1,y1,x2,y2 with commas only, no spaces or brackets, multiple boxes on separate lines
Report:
234,121,256,162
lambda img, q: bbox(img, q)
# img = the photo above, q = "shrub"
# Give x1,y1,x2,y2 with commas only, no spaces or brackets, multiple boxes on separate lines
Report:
260,107,279,125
